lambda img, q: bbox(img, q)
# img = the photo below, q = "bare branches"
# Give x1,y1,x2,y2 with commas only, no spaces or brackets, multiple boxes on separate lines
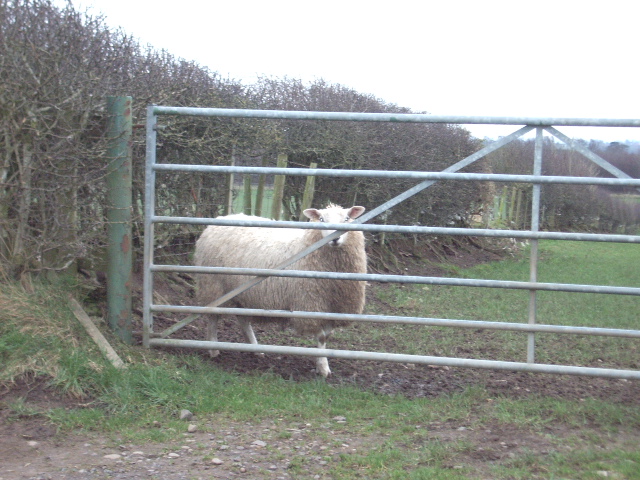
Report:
10,0,623,277
0,0,244,273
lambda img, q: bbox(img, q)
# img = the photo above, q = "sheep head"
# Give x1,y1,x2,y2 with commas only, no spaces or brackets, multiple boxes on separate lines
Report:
303,204,365,247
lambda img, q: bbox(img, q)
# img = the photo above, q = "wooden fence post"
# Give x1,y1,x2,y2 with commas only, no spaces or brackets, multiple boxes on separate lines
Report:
271,154,287,220
254,157,268,217
299,162,317,220
224,144,237,215
243,175,253,215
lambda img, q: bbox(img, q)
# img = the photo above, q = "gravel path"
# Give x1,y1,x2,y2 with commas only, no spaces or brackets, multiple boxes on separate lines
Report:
3,415,365,480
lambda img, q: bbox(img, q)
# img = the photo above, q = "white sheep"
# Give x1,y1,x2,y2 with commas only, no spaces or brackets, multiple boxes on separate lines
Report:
194,203,367,377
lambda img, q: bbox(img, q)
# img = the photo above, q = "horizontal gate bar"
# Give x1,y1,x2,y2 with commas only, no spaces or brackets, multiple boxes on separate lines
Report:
152,164,640,187
151,106,640,128
151,217,640,244
148,338,640,380
146,106,640,379
152,265,640,296
151,305,640,338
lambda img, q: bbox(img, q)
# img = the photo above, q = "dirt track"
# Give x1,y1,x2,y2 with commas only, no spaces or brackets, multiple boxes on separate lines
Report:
2,360,638,480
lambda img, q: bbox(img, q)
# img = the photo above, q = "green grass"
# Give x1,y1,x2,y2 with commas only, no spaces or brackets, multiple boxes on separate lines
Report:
1,240,639,479
611,193,640,205
369,241,640,367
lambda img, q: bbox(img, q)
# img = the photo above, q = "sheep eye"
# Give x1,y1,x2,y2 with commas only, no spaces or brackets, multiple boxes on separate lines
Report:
319,217,325,222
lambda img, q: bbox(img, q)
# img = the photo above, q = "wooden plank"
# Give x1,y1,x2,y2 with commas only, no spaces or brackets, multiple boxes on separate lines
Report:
68,296,126,369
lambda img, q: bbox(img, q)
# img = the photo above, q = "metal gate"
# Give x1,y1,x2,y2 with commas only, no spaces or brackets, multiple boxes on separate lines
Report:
143,107,640,379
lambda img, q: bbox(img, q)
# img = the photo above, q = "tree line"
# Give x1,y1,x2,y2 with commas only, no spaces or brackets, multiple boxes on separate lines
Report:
1,0,638,277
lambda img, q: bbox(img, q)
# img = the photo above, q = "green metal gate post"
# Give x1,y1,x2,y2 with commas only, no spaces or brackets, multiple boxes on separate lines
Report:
106,96,133,344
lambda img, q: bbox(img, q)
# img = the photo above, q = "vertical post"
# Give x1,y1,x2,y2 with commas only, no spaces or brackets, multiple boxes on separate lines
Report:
514,188,523,229
508,186,517,226
106,96,133,344
254,157,268,217
143,104,157,348
299,162,317,220
225,144,236,215
527,127,543,363
243,175,253,215
271,153,288,220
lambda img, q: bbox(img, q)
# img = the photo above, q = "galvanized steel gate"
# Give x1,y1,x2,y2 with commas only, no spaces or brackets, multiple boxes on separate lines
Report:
143,107,640,379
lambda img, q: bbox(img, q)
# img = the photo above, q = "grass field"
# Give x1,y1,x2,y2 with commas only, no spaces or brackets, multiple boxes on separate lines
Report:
1,240,639,478
370,241,640,369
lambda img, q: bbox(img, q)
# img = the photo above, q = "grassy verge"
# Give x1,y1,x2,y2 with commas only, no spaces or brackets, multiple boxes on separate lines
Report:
1,240,639,478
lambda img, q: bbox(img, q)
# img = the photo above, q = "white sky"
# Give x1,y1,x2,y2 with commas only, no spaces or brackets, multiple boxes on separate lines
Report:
64,0,639,143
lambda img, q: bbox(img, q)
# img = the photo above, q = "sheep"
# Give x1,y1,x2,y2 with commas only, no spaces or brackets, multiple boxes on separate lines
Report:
194,203,367,377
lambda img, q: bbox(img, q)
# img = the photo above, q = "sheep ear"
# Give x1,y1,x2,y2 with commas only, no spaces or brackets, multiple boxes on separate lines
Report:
347,206,365,219
303,208,321,221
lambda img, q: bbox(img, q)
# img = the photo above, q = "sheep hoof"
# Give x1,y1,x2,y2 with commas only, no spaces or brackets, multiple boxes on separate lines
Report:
209,349,220,358
316,362,332,378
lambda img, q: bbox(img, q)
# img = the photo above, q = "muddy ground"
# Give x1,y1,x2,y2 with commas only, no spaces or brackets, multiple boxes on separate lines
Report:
147,237,640,404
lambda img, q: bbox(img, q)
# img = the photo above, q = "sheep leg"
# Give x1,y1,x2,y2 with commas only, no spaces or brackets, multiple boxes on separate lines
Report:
315,327,333,378
238,317,264,356
206,316,220,357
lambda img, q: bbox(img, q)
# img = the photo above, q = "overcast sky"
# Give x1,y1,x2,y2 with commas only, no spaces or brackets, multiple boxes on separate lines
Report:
64,0,639,143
